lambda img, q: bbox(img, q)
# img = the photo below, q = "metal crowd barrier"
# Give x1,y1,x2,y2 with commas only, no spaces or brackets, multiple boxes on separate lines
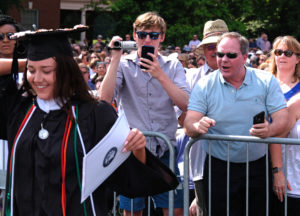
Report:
183,134,300,216
0,139,8,216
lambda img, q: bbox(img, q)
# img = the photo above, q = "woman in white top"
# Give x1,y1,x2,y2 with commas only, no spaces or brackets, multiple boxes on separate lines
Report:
269,35,300,216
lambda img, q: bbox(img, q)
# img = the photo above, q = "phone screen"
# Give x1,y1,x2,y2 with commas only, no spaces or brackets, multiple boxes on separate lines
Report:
253,111,265,124
141,45,155,69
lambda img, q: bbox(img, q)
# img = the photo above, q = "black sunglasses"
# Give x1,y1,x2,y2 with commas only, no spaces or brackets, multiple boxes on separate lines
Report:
216,52,238,59
136,31,161,40
274,49,296,57
0,32,14,41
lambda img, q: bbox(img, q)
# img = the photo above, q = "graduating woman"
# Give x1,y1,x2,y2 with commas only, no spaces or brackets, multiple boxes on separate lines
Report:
0,26,178,215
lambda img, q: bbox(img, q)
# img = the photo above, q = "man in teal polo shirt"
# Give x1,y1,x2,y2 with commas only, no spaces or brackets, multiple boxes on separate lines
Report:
184,32,289,216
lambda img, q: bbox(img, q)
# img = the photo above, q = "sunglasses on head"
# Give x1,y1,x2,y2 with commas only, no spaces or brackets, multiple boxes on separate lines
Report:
216,52,238,59
0,32,14,41
205,44,216,51
274,49,296,57
136,31,161,40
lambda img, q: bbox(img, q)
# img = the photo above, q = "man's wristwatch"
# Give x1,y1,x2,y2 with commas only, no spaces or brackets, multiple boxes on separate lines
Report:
272,167,283,174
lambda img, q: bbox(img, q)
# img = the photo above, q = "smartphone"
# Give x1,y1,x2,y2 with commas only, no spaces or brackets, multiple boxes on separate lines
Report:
253,111,265,124
141,45,155,69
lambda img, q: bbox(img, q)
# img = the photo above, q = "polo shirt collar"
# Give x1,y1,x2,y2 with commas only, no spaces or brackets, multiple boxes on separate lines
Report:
203,63,211,74
218,66,251,86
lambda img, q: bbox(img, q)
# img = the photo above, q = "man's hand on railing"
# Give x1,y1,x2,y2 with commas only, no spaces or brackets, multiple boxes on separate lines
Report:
184,110,215,138
249,119,270,138
273,170,292,202
193,117,216,135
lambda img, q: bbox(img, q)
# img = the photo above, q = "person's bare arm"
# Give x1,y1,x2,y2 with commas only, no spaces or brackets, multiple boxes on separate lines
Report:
0,59,26,75
269,107,295,171
269,105,297,202
269,108,290,137
269,142,292,202
157,70,189,111
98,36,122,103
178,111,186,128
184,110,215,138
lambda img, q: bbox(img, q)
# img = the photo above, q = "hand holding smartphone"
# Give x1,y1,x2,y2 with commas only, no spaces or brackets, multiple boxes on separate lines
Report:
253,111,265,124
140,45,155,69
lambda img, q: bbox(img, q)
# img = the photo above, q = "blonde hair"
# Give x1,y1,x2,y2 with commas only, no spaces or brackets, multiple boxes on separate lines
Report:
133,11,166,35
177,54,189,68
269,36,300,82
258,62,270,71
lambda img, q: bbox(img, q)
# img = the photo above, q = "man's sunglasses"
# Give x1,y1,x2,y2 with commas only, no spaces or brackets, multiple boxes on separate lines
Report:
274,49,298,57
0,32,14,41
216,52,238,59
136,31,161,40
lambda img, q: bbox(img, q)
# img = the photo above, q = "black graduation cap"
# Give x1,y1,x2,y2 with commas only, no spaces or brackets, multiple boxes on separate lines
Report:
11,25,88,61
9,25,88,82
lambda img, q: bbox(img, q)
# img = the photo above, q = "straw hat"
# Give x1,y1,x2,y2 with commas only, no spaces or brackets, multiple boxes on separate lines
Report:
195,19,228,55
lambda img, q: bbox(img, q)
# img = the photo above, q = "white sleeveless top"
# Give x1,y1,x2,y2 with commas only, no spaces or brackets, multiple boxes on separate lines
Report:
282,119,300,198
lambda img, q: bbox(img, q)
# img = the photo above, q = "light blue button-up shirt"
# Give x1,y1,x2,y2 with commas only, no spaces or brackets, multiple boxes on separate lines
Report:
188,67,286,162
115,52,190,157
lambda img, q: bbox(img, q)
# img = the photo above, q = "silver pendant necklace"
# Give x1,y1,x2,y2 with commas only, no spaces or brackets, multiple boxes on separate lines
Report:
38,120,49,140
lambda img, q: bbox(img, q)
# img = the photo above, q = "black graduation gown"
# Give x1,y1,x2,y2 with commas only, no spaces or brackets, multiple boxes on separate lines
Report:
0,77,179,216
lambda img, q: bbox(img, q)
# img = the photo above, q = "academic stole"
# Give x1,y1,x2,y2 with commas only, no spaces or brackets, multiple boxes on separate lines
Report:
6,104,36,216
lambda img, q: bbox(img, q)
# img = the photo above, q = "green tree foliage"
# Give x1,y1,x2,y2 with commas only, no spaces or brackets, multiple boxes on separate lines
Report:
109,0,300,46
257,0,300,41
109,0,256,47
4,0,299,46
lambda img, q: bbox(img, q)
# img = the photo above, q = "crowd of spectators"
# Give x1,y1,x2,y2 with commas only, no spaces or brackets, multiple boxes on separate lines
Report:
68,29,275,98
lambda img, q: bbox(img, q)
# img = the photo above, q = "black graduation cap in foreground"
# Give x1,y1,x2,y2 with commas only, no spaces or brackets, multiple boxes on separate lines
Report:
11,24,88,61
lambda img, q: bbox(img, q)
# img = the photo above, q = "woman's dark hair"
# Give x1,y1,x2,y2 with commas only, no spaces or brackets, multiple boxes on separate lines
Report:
0,14,22,32
23,56,96,113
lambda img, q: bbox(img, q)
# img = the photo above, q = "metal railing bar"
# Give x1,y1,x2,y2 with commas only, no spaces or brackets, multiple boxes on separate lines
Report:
266,147,269,216
148,196,151,216
246,143,249,216
208,142,211,216
226,142,230,216
284,144,288,216
142,131,175,216
113,192,117,216
190,134,300,145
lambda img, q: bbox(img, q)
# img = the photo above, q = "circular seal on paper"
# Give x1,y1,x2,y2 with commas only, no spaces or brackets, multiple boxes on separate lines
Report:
103,147,117,167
